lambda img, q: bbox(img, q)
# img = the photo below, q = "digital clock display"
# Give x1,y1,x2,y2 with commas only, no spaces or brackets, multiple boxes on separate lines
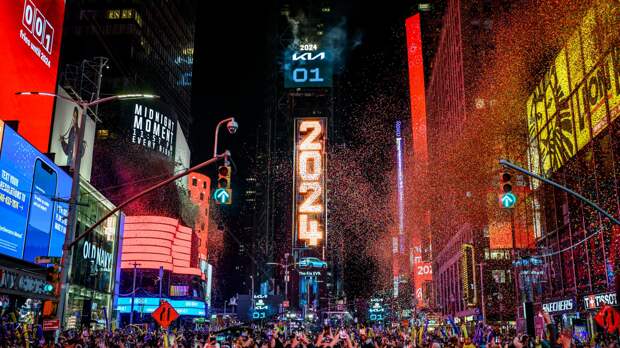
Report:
283,49,333,88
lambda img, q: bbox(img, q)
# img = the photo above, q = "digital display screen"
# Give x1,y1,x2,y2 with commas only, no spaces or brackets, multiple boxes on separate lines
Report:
293,118,327,248
0,0,66,152
116,297,206,316
284,49,333,88
119,100,177,158
0,121,71,262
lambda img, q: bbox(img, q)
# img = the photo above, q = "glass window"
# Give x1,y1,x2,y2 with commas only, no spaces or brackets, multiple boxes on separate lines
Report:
492,270,506,283
200,192,204,201
203,181,207,189
121,9,133,19
106,9,120,19
192,178,197,186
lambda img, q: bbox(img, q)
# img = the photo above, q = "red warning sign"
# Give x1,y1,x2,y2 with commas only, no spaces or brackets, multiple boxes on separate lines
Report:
151,300,179,329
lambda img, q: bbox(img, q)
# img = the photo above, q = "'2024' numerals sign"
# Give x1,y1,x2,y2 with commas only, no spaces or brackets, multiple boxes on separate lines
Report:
295,119,326,247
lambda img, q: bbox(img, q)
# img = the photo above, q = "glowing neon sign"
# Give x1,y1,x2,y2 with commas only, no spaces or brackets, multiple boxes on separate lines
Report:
294,118,326,247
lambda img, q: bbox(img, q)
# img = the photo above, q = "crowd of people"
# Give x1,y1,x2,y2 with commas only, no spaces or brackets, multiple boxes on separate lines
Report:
0,320,618,348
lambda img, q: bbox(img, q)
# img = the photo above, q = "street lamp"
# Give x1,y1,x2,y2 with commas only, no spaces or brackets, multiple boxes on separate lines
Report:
213,117,237,158
16,91,159,326
266,258,297,304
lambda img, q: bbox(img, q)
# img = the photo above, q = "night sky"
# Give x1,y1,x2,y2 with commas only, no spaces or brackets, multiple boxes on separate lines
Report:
190,0,443,299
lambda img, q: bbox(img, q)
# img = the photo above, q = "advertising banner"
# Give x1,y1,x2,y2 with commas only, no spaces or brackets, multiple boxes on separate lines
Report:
49,87,96,181
0,0,66,152
526,0,620,176
284,49,333,88
0,121,72,263
293,118,327,248
119,100,177,158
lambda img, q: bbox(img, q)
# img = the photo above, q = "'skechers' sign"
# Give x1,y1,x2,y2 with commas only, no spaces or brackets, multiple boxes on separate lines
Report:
542,298,575,314
130,103,176,157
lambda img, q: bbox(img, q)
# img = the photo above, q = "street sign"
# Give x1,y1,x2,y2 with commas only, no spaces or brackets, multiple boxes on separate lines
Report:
151,300,179,329
213,188,231,204
43,319,60,331
501,192,517,208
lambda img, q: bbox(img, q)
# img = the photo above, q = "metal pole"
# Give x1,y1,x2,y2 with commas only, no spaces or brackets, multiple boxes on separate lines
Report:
158,266,164,302
69,154,227,248
213,117,234,158
499,159,620,225
224,301,227,314
479,262,486,324
130,261,139,325
56,102,87,326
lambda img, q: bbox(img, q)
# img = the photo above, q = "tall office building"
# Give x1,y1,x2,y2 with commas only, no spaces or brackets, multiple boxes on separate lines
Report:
59,0,197,218
425,0,517,321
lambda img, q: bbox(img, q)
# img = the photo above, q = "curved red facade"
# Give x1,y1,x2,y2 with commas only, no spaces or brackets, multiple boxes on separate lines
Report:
121,215,202,277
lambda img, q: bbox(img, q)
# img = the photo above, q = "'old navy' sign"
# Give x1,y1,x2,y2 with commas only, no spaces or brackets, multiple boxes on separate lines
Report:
584,292,617,310
542,298,575,314
82,240,113,271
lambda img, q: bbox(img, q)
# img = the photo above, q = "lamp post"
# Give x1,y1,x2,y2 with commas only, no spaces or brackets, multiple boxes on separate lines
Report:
213,117,238,158
267,257,296,307
16,91,158,326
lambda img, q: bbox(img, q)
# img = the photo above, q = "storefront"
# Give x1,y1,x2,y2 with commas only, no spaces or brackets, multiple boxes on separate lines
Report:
582,292,617,339
62,179,123,329
542,297,580,338
0,264,56,324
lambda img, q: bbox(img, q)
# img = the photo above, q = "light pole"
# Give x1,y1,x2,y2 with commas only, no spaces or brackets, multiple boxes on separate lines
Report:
16,91,158,326
250,275,255,309
213,117,238,158
267,257,296,306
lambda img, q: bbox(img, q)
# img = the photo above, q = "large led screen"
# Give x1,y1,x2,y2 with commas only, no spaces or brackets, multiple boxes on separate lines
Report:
0,0,66,152
284,49,333,88
0,121,71,262
293,118,327,248
526,1,620,177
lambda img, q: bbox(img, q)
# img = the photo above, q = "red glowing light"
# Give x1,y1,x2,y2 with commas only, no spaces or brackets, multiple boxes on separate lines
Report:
121,215,204,277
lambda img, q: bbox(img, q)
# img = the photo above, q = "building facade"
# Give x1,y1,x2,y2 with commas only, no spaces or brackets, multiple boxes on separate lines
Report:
523,0,619,335
425,0,517,321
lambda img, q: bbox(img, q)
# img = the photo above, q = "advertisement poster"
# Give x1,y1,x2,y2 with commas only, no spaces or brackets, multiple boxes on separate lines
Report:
120,100,177,158
0,0,66,152
0,121,71,262
49,87,96,181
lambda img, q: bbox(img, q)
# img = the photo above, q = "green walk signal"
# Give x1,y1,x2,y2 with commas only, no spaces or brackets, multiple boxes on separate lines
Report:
213,188,231,205
501,192,517,208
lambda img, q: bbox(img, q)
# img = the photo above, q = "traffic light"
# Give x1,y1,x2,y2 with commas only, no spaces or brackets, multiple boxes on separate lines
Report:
214,165,232,205
499,171,517,208
45,264,60,295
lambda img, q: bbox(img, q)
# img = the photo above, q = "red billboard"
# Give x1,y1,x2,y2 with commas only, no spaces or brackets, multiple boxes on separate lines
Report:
0,0,66,152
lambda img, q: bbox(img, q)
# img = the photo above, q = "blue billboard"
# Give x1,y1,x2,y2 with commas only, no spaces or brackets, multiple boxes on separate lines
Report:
116,297,206,316
0,122,71,262
283,49,333,88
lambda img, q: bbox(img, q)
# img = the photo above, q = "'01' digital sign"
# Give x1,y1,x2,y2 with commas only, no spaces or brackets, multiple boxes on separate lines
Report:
293,118,327,247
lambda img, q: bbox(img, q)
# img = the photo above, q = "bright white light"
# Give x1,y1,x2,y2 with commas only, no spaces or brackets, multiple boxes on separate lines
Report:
299,121,322,150
299,182,323,213
299,151,321,181
299,214,322,246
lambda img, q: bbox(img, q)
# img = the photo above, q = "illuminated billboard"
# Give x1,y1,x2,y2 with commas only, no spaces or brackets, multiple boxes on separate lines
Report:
0,121,72,263
526,1,620,177
284,49,333,88
461,244,476,306
120,100,177,158
0,0,66,152
49,87,96,181
293,118,327,248
116,297,206,316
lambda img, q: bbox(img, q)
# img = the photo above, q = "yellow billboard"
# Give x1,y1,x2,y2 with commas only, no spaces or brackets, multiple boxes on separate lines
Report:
527,0,620,176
